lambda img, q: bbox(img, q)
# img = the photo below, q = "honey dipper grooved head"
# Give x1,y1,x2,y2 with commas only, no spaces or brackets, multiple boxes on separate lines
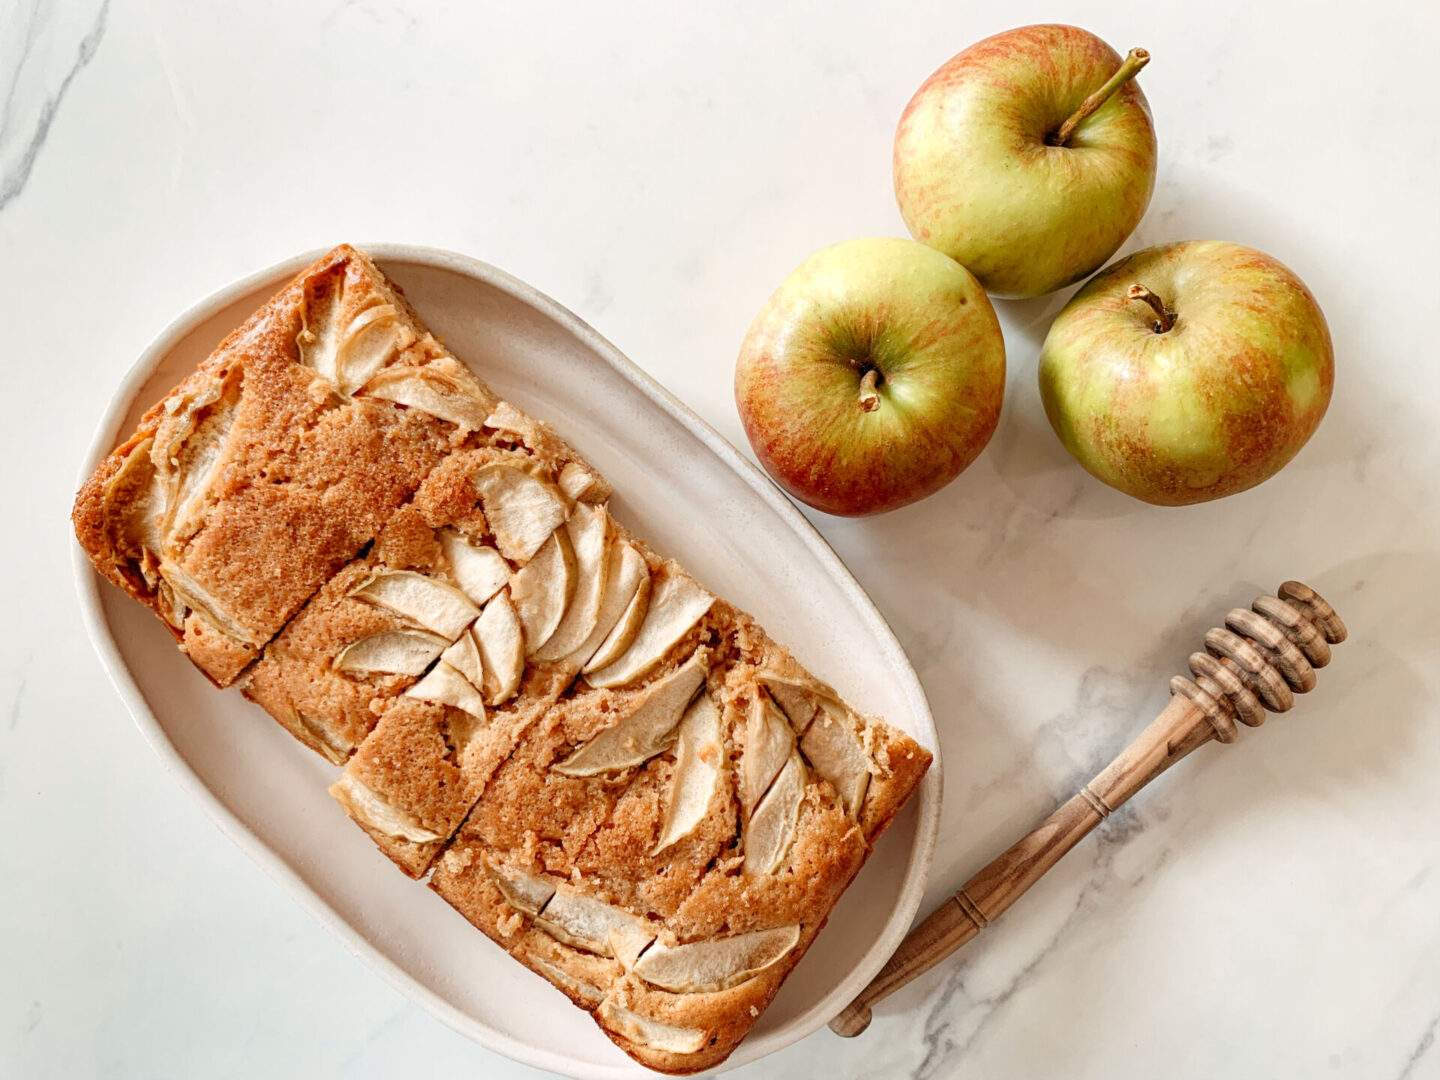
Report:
1169,582,1344,730
1278,581,1347,644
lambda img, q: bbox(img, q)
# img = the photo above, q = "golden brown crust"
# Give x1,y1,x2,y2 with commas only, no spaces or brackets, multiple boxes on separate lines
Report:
239,558,410,763
73,433,159,602
343,663,575,877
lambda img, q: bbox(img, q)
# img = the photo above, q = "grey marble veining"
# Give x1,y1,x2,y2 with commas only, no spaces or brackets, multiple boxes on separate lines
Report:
0,0,108,213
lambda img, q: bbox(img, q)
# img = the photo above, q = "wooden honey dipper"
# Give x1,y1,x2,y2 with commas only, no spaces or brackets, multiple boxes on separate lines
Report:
830,581,1347,1038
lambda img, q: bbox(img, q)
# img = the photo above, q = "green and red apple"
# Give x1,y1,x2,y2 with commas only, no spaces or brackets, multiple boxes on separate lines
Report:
734,237,1006,516
894,24,1158,298
1038,240,1333,505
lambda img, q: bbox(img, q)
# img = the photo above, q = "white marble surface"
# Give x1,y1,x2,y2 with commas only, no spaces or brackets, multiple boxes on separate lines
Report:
2,1,1437,1077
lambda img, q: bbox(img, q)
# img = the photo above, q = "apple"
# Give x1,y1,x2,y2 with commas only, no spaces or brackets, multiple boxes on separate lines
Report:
894,24,1158,298
734,237,1005,516
475,590,524,705
1038,240,1334,505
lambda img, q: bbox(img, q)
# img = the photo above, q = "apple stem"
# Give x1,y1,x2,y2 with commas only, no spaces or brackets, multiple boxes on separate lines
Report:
857,368,882,412
1052,48,1150,146
1127,283,1175,333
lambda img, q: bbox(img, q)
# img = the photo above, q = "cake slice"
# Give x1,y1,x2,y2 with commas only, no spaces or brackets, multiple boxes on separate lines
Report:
72,245,498,685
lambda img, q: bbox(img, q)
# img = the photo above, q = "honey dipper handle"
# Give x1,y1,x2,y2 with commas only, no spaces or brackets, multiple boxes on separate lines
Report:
830,695,1218,1037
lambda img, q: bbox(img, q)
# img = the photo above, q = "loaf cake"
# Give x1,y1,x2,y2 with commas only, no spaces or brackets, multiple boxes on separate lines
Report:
73,245,933,1073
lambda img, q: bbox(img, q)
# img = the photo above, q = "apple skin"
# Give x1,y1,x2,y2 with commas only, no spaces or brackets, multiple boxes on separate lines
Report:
734,237,1005,517
1038,240,1334,506
894,24,1157,298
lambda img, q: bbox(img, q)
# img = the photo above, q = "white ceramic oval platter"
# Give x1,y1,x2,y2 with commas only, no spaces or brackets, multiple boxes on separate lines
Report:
72,243,941,1078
